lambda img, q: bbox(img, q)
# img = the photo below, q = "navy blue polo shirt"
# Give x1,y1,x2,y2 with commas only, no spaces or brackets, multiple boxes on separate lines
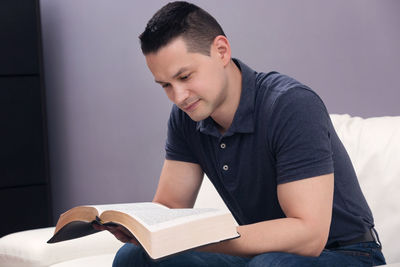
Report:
165,58,374,246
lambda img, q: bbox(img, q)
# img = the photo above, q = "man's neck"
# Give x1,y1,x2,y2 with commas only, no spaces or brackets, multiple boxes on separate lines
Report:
211,60,242,134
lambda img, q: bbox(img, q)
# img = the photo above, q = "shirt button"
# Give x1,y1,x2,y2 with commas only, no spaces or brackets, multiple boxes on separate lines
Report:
220,143,226,149
223,165,229,171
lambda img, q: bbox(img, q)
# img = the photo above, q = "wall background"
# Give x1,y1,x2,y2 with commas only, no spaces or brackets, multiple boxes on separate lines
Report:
39,0,400,221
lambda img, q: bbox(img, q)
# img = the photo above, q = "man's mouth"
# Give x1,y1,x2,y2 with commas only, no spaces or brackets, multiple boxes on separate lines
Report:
183,99,200,112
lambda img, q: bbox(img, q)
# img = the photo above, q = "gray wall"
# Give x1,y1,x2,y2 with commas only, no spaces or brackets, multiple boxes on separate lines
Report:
39,0,400,221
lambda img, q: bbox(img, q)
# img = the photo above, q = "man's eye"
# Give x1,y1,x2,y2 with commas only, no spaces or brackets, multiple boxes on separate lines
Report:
162,83,170,88
180,74,190,80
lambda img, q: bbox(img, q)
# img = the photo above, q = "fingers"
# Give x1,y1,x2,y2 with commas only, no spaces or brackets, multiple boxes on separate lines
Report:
92,224,107,231
115,225,133,238
106,226,139,245
109,228,132,243
92,223,139,245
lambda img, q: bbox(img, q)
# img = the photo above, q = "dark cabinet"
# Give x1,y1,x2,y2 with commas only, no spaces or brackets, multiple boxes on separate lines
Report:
0,0,52,237
0,0,39,75
0,185,51,235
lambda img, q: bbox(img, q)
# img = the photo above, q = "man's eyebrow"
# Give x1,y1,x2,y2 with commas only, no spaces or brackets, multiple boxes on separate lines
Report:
172,66,190,79
155,66,191,84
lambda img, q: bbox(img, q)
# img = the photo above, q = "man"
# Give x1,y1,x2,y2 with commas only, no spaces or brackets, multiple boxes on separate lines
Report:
102,2,386,266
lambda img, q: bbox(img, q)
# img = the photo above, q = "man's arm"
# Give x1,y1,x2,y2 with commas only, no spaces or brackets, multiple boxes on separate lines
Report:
153,159,204,208
198,173,334,257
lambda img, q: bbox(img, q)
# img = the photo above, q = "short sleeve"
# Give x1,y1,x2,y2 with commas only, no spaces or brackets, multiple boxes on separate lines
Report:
165,105,199,164
269,88,334,184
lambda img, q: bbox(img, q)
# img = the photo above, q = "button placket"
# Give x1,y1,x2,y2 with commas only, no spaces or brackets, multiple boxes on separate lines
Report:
219,140,229,172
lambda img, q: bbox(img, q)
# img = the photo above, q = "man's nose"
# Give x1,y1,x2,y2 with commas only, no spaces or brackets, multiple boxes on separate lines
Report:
174,85,189,105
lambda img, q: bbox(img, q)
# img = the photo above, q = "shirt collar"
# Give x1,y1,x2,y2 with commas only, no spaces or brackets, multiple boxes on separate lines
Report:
196,58,256,137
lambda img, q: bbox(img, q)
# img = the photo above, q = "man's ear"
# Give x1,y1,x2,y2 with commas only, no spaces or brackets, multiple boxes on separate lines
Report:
212,35,231,66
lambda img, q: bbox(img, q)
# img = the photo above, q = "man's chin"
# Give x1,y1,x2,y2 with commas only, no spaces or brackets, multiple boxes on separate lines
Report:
186,112,208,122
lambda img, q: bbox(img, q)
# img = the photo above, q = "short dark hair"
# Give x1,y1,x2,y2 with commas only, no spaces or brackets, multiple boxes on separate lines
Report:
139,1,225,56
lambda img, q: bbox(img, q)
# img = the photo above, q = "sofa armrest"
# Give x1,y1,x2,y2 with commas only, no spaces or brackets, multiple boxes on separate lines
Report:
0,227,122,267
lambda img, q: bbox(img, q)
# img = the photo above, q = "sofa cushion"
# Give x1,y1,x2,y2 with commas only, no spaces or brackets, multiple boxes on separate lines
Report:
0,227,122,267
49,254,115,267
330,114,400,264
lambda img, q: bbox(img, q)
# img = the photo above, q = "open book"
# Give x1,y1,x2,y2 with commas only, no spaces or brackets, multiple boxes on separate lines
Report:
48,202,239,260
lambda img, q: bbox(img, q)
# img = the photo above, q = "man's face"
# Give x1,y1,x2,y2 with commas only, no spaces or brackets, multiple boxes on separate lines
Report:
145,37,228,122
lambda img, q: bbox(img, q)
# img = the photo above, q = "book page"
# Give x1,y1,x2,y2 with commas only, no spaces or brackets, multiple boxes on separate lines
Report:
90,202,167,215
90,202,220,228
132,207,217,226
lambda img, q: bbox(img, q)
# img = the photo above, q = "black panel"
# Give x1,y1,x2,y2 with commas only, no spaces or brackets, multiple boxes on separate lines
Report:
0,76,46,187
0,185,51,237
0,0,39,75
0,0,52,235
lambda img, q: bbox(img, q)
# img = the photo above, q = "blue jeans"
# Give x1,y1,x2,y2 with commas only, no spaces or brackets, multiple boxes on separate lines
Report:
112,242,385,267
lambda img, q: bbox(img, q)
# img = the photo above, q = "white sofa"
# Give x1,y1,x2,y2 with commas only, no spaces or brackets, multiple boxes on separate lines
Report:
1,114,399,266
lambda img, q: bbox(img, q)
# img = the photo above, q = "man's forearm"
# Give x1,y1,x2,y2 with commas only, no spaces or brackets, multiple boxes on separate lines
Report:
197,217,328,258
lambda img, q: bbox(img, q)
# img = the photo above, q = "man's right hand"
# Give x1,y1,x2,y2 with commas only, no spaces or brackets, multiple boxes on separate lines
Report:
92,224,139,245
